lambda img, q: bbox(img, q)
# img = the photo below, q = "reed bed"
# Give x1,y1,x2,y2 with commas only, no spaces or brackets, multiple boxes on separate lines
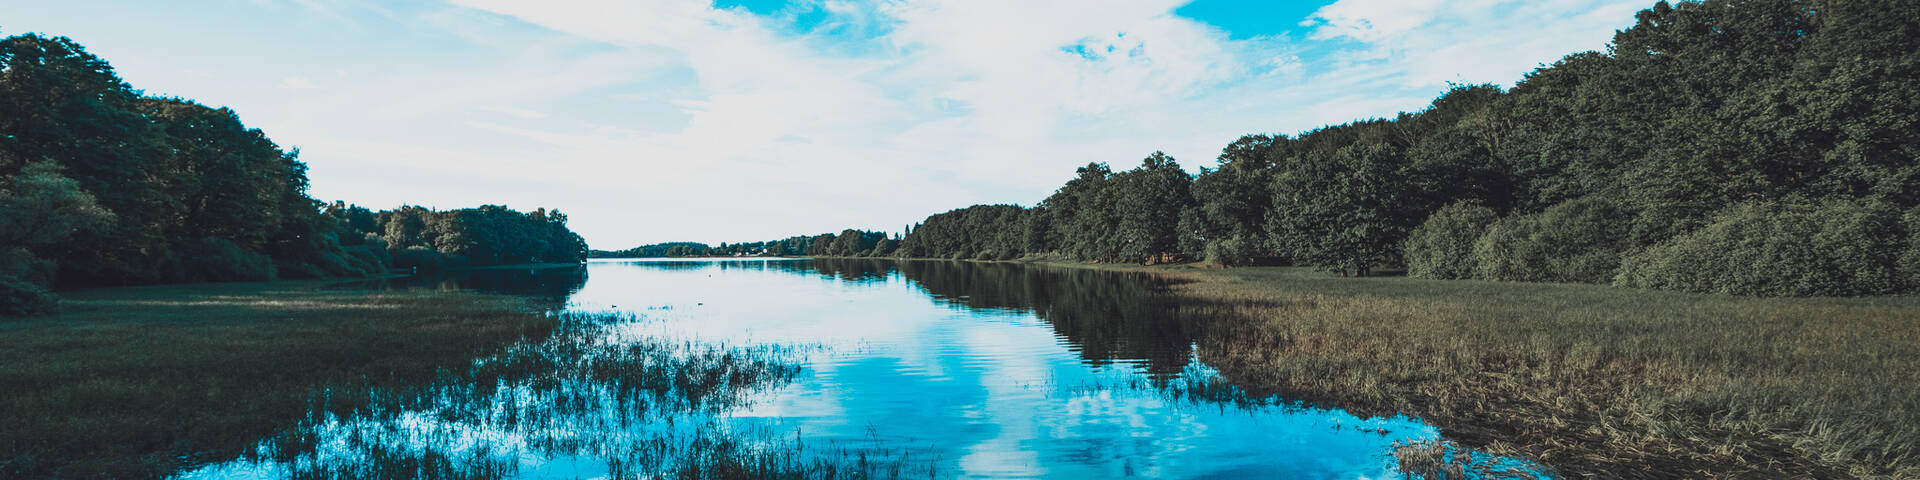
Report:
1050,262,1920,478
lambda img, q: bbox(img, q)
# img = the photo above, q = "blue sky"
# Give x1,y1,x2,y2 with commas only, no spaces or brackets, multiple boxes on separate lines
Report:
4,0,1646,247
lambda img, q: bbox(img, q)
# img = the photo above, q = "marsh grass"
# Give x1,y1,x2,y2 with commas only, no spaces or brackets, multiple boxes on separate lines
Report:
0,281,561,478
1038,262,1920,478
219,310,938,480
1392,439,1541,480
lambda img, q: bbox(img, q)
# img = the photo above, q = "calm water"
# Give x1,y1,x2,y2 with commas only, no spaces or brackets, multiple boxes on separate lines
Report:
185,258,1533,479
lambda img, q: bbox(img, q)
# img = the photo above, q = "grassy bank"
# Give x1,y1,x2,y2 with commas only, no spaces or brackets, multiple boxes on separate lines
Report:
1022,260,1920,478
0,281,560,478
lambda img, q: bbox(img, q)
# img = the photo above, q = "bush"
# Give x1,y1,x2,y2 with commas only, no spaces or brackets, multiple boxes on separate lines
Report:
173,237,277,282
1904,206,1920,289
0,275,57,316
1203,234,1264,266
1615,201,1909,297
1472,197,1630,284
389,246,449,273
1405,201,1498,279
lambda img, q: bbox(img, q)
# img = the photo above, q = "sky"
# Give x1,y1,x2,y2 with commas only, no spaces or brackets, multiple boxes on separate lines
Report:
4,0,1647,248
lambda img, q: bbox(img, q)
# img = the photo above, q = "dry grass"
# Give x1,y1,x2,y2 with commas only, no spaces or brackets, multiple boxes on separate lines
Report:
1019,261,1920,479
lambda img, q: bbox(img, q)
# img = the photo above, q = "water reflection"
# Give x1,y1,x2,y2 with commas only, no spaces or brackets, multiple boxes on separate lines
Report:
332,265,588,311
186,259,1543,479
785,259,1200,380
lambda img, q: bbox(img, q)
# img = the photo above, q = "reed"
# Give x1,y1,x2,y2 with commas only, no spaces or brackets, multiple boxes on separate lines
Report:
1038,261,1920,478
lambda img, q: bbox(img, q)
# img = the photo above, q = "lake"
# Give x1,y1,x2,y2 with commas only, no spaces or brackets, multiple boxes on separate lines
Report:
182,258,1540,479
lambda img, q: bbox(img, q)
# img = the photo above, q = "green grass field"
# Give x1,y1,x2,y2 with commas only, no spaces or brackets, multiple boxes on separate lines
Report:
1053,262,1920,478
0,281,559,478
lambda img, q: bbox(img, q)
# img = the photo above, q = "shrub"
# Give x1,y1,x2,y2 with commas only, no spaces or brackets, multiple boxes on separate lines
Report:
1904,206,1920,289
0,275,57,316
1405,201,1498,279
1203,234,1264,266
0,249,58,316
390,246,449,273
1615,201,1909,297
173,237,277,282
1472,197,1630,284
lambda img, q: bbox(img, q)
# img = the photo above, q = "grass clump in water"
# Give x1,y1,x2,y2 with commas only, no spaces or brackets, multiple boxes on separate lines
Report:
224,310,939,480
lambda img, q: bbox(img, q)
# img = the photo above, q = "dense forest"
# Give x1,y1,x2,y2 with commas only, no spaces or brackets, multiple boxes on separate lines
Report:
0,33,585,315
774,0,1917,298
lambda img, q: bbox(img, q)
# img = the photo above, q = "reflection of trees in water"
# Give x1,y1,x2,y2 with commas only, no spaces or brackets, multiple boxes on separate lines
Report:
777,258,896,284
331,265,588,311
801,259,1201,380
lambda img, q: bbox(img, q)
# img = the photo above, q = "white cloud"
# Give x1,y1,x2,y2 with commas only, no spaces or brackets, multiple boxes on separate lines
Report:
36,0,1638,247
1305,0,1645,87
381,0,1644,247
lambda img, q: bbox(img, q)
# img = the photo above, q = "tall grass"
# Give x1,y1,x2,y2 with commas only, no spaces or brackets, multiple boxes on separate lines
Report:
1080,264,1920,478
0,281,560,478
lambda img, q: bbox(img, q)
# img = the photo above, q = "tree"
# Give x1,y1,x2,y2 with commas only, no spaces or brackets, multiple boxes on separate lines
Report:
1268,137,1417,276
1112,151,1194,263
0,161,114,250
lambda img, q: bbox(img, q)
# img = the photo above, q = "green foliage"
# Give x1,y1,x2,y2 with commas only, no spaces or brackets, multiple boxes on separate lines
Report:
1472,198,1630,284
0,33,590,314
1113,152,1195,263
0,160,113,313
0,247,57,316
390,246,451,272
825,229,886,257
1905,207,1920,288
1404,201,1498,280
377,206,586,266
171,237,276,282
0,275,55,316
591,242,711,258
897,205,1026,260
0,161,114,248
1191,135,1280,247
869,237,898,257
1267,135,1419,276
1202,234,1263,267
1615,201,1910,296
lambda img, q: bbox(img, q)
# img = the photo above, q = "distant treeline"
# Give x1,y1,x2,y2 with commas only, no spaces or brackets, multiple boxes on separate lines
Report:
593,230,899,258
589,242,715,258
802,0,1920,297
0,33,584,315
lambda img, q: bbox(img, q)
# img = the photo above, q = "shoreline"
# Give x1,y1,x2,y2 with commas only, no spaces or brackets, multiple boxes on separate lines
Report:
961,258,1917,478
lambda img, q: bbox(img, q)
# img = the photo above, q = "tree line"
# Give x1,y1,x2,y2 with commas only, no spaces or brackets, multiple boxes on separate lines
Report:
593,230,899,258
0,32,585,315
795,0,1919,297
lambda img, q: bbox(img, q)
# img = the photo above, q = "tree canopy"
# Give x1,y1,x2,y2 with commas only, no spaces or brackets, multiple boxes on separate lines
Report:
805,0,1920,297
0,32,587,315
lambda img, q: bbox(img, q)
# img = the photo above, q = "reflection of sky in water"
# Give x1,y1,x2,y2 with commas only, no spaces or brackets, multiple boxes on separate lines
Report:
183,258,1467,479
568,259,1434,479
